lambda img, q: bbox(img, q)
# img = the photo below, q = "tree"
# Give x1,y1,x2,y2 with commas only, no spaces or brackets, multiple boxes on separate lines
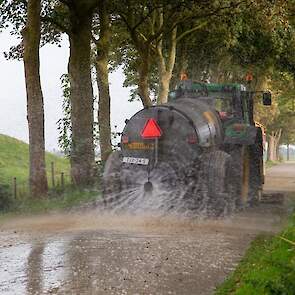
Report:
53,1,112,165
0,0,64,196
116,1,251,105
22,0,48,197
156,14,208,104
92,0,112,164
115,1,194,106
266,72,295,160
30,0,99,186
54,0,98,186
115,0,159,107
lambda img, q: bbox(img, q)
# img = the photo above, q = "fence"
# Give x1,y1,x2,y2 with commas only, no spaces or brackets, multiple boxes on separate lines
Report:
11,162,71,199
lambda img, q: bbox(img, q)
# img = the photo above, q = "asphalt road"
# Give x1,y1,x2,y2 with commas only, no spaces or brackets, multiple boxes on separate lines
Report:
0,162,293,295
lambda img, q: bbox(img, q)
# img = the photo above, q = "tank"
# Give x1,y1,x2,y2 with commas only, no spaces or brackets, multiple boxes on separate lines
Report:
102,80,269,216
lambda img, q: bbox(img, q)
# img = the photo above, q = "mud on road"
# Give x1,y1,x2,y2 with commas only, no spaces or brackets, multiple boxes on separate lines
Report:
0,162,293,295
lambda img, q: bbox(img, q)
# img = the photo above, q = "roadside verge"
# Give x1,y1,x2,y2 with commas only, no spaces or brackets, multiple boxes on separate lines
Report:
215,197,295,295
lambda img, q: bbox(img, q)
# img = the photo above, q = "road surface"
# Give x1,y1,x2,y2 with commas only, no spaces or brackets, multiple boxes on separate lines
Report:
264,161,295,193
0,162,293,295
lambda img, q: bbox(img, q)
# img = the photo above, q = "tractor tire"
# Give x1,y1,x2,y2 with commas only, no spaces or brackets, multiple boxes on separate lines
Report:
229,146,245,209
200,151,238,217
248,129,264,206
229,142,263,209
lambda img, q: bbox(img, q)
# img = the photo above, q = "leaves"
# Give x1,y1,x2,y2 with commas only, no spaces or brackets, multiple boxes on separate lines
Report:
57,74,72,156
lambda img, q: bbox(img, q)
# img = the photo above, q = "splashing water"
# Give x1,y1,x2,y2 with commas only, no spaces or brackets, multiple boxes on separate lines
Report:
101,162,223,218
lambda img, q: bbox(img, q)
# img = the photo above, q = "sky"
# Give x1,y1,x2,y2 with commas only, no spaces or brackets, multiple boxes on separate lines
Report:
0,30,142,151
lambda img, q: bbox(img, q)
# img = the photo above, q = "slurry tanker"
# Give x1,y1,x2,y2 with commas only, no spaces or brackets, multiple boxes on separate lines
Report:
103,80,271,216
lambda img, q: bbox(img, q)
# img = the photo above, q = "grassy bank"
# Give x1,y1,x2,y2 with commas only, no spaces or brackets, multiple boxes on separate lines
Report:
0,134,101,215
215,212,295,295
0,134,70,187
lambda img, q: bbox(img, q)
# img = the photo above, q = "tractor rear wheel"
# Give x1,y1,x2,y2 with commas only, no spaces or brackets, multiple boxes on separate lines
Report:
229,146,247,209
248,129,264,205
200,151,238,217
229,143,263,209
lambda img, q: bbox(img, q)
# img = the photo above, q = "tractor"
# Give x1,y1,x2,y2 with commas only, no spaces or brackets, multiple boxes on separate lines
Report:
103,80,271,216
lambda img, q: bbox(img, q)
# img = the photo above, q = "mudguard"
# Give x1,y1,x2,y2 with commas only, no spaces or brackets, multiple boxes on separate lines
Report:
224,125,257,145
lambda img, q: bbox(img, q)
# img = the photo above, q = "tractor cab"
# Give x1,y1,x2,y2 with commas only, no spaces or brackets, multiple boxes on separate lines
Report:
168,79,271,124
168,79,272,145
168,80,246,121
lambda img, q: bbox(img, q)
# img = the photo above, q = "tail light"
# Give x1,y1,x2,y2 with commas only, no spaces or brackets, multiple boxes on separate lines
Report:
122,135,129,144
187,134,198,144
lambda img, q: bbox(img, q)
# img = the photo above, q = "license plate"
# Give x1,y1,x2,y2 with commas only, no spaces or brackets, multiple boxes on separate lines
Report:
122,157,149,165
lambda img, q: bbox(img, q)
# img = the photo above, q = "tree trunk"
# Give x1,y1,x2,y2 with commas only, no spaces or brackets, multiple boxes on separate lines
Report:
22,0,48,197
157,25,177,105
170,39,188,90
96,59,112,163
268,129,282,161
158,73,172,104
68,12,95,186
268,137,276,161
138,52,152,107
95,0,112,164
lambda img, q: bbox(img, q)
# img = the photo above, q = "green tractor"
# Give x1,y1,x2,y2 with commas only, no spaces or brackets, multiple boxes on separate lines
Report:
103,80,271,216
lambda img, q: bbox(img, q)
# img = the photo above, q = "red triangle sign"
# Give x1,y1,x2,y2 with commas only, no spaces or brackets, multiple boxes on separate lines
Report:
141,118,162,139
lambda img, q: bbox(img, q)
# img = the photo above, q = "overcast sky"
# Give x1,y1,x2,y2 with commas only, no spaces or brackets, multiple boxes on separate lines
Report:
0,30,142,151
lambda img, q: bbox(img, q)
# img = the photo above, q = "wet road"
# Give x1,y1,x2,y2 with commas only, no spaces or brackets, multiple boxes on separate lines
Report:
0,162,293,295
0,221,253,295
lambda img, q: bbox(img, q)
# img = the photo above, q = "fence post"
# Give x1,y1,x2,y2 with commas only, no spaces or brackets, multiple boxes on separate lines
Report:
61,172,65,190
51,162,55,187
13,177,17,199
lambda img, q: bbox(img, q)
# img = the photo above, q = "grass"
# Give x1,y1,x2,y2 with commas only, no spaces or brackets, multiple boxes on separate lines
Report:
13,189,100,214
0,134,101,216
0,188,101,221
215,212,295,295
0,134,70,187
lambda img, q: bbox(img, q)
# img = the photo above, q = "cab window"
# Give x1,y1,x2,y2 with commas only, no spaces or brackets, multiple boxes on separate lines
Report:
214,98,232,113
